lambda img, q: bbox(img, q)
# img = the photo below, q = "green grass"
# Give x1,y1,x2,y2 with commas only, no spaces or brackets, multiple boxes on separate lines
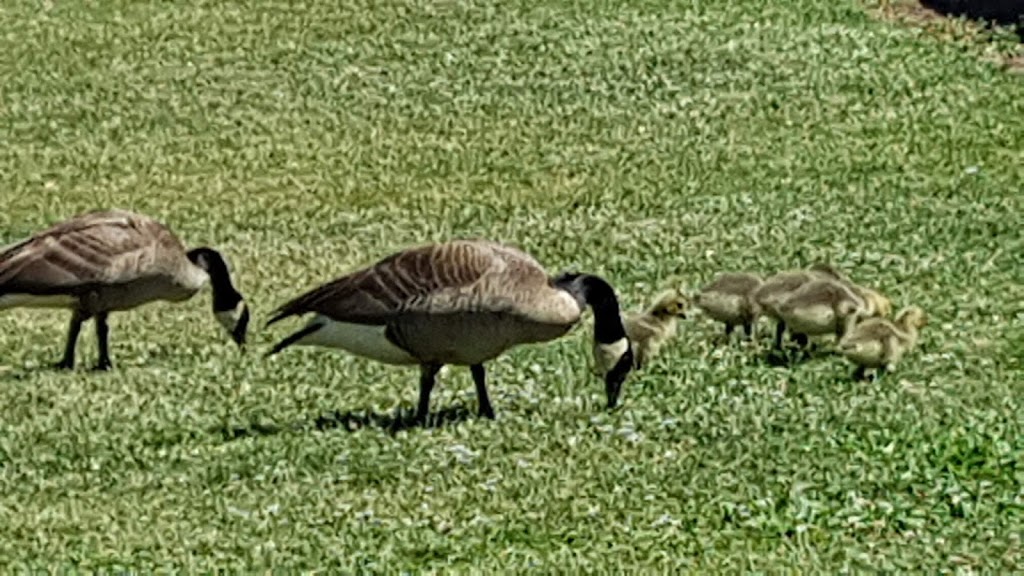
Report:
1,0,1022,571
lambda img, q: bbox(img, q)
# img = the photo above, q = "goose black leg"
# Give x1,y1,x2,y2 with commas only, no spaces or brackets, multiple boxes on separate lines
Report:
53,311,84,370
852,365,868,381
94,312,112,371
471,364,495,420
742,322,754,339
773,321,786,349
416,363,442,425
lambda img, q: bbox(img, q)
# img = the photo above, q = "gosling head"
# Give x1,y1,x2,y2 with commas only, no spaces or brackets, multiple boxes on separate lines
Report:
896,306,928,331
869,290,893,318
647,288,691,319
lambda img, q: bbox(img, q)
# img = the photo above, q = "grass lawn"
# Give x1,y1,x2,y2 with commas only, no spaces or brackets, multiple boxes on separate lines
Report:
1,0,1022,571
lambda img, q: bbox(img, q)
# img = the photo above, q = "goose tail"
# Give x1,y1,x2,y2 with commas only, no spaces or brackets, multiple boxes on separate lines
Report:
265,322,324,358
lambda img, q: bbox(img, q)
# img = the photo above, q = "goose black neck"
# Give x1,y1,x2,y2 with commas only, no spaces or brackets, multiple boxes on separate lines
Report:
554,272,627,344
188,247,243,311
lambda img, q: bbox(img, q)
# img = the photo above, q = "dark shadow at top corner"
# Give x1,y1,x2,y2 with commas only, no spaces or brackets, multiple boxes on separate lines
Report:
919,0,1024,39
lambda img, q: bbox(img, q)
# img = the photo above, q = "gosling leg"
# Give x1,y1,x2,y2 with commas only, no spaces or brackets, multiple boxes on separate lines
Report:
773,321,786,349
742,321,754,340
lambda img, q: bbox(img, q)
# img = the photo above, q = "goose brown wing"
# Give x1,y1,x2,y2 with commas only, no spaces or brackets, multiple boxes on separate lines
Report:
267,240,547,326
0,210,174,295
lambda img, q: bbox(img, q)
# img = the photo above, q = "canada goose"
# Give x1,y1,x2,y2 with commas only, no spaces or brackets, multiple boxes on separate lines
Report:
0,209,249,370
693,272,763,341
838,306,928,380
264,239,634,424
752,263,847,349
622,288,690,370
775,278,874,343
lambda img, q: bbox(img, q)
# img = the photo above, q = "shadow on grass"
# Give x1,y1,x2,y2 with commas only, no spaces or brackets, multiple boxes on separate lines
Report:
920,0,1024,39
214,404,479,441
758,342,837,367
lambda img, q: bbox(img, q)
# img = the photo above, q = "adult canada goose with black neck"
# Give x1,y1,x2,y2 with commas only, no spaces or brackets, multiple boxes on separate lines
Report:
0,209,249,370
265,239,634,424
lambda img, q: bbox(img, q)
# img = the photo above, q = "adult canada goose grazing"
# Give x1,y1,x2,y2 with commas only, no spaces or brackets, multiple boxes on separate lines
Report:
0,209,250,370
264,239,634,424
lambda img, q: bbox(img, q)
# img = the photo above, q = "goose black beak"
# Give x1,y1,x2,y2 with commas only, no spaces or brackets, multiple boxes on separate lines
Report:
605,346,634,409
231,304,250,349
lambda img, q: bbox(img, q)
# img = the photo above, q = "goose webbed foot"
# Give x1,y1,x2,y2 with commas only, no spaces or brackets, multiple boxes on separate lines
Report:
92,359,113,372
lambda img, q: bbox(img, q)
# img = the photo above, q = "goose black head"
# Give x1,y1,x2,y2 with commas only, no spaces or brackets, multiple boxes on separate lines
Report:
554,270,635,409
647,288,691,319
188,247,250,348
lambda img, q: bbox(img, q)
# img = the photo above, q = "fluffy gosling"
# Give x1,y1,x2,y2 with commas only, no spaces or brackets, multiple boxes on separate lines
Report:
693,272,763,341
752,263,847,349
622,289,690,370
775,277,875,344
848,284,892,318
838,305,928,380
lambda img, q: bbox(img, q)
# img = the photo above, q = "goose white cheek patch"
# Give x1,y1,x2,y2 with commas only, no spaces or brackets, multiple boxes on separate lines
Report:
592,337,629,376
216,300,246,332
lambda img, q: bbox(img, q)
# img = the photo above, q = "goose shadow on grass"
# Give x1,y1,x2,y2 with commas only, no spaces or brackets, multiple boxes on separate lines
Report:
214,404,484,441
757,341,839,368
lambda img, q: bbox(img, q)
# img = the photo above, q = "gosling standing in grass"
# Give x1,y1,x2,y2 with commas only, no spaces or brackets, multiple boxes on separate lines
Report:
693,272,763,342
622,289,690,370
838,305,928,381
752,263,848,349
753,262,872,348
775,277,876,344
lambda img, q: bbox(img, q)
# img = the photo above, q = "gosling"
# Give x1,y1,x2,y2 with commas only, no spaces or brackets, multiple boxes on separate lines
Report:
622,289,690,370
693,272,763,341
838,305,928,381
775,278,876,345
848,284,892,319
753,263,847,349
